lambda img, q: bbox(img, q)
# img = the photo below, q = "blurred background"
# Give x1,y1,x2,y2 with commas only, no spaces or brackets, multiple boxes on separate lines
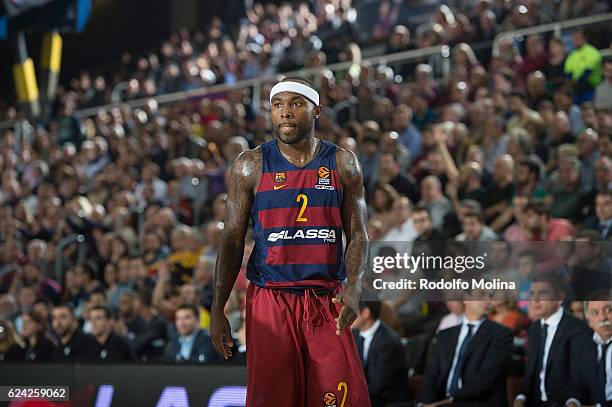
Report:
0,0,611,406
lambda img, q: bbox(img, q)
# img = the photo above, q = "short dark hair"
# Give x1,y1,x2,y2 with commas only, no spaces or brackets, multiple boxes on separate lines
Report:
462,209,485,224
412,203,431,217
510,90,526,101
52,303,75,315
79,263,97,280
90,305,113,319
524,199,549,216
280,76,316,90
359,299,381,321
532,272,565,297
176,303,199,319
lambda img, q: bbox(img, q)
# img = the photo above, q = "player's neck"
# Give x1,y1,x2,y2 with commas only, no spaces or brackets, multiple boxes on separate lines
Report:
277,136,320,167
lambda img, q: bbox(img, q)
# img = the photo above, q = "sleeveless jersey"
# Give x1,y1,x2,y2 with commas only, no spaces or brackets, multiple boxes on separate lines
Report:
247,139,345,288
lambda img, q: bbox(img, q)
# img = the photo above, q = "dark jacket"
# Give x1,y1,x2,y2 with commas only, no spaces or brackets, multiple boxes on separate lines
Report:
583,216,612,240
166,329,219,364
0,344,25,362
520,311,587,406
417,319,513,406
25,335,55,362
96,332,135,362
126,314,168,362
53,329,99,362
353,321,410,406
567,330,612,405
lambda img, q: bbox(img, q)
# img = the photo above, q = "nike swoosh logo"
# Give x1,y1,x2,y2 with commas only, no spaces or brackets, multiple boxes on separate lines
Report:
273,184,287,190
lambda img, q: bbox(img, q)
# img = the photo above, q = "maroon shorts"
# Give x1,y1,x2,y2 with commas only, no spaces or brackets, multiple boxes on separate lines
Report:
245,281,371,407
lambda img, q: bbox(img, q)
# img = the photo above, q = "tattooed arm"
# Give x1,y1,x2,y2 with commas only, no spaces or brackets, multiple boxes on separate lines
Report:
332,147,369,335
211,148,260,358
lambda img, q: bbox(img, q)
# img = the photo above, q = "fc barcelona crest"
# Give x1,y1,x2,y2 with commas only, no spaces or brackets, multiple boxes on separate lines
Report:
275,172,287,183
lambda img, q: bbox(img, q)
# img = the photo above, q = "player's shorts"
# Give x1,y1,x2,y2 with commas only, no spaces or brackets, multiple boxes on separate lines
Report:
245,280,371,407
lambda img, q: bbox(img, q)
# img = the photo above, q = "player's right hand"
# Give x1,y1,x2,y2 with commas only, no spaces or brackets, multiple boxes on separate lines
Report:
210,307,234,360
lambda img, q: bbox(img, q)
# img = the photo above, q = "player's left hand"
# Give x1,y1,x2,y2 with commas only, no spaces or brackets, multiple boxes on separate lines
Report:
332,283,361,335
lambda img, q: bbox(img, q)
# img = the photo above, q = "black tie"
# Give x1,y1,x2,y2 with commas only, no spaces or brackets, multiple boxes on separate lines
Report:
601,222,610,239
536,323,549,401
357,334,365,366
597,341,611,402
449,323,474,396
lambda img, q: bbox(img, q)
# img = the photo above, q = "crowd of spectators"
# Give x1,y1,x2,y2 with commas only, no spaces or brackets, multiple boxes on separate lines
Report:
2,0,609,122
0,1,611,405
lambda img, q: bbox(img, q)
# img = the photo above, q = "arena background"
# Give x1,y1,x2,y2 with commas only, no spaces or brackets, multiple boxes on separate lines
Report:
1,0,612,406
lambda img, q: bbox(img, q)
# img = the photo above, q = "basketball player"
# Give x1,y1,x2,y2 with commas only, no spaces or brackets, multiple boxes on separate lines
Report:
211,77,371,406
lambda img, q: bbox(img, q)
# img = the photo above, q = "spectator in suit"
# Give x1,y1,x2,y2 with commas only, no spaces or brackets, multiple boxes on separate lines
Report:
566,291,612,406
89,306,134,362
166,304,219,364
417,288,513,406
514,273,587,407
352,296,409,406
583,191,612,240
51,304,98,362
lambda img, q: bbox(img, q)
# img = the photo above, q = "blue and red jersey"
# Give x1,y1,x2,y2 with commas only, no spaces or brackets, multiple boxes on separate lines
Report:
246,139,345,288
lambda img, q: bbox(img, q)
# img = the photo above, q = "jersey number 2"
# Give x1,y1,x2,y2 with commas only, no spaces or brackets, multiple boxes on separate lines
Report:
296,194,308,222
337,381,348,407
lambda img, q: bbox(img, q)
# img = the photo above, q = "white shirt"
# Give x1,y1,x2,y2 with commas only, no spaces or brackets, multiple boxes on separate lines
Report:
359,319,381,364
382,219,418,242
516,306,564,403
593,332,612,402
381,219,417,255
539,306,564,401
446,318,485,396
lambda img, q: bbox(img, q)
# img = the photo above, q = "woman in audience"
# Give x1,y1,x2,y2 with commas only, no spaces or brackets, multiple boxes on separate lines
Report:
21,310,55,362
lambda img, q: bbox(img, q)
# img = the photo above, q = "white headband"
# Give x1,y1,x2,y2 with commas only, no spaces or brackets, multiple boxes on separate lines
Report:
269,81,320,106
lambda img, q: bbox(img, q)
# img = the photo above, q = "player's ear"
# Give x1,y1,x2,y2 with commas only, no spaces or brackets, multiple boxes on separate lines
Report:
313,105,321,120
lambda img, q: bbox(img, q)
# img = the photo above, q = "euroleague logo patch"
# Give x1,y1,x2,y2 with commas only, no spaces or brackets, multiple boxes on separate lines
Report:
323,391,337,406
316,166,335,190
